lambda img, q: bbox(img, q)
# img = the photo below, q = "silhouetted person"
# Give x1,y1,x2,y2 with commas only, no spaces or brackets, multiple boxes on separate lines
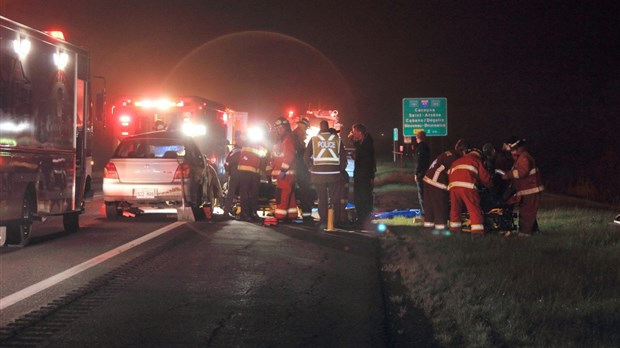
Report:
348,123,376,229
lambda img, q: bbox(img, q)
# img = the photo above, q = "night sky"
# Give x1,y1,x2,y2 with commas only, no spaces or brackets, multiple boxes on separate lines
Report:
2,1,619,197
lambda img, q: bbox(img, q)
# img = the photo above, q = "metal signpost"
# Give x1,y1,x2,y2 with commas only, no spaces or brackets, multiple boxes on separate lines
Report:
402,98,448,136
393,127,398,162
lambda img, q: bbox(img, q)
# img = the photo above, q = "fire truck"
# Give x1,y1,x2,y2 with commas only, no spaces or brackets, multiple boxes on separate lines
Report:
108,95,232,176
1,16,100,246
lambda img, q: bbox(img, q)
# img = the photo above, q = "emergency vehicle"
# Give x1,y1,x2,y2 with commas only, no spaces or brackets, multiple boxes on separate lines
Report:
1,16,99,246
108,95,234,176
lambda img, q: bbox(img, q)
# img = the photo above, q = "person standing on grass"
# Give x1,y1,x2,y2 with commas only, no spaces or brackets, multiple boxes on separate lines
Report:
448,148,493,235
348,123,376,229
501,139,544,236
422,139,468,232
414,130,431,217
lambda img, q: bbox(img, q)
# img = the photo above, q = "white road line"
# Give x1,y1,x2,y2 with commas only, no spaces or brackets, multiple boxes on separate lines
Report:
0,221,185,311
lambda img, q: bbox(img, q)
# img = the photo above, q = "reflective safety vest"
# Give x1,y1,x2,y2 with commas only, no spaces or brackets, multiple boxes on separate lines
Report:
237,143,268,174
311,132,341,166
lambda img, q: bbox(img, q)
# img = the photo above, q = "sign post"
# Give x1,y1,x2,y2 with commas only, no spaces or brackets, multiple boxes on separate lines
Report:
393,127,398,162
402,98,448,137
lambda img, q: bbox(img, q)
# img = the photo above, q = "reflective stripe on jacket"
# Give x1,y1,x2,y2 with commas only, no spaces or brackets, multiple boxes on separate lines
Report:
271,133,297,178
447,152,492,191
238,143,268,174
423,149,459,191
311,133,341,166
505,150,544,196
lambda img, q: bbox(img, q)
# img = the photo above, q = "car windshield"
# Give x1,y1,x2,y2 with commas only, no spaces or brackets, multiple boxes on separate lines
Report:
114,138,186,158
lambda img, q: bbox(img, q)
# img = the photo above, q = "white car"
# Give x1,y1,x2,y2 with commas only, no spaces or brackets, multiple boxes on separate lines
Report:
103,131,219,218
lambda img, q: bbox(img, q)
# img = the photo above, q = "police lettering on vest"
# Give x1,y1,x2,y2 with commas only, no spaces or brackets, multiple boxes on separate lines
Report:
312,133,341,166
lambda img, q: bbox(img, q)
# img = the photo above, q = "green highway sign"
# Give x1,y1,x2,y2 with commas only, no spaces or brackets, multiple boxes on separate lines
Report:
402,98,447,136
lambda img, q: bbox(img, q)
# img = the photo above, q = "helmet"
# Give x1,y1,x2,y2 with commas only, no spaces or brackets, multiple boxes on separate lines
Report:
274,117,289,128
466,148,483,157
482,143,495,157
296,118,310,128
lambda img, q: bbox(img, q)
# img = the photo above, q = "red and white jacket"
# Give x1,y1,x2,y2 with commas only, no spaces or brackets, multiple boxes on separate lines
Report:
423,149,460,190
270,133,297,178
237,143,268,174
448,152,492,191
505,150,544,196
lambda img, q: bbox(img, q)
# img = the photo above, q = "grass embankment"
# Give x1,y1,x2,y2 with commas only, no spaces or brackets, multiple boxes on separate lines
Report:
374,162,620,346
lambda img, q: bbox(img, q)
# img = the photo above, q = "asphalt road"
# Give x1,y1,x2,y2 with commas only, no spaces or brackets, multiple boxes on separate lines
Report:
1,195,390,347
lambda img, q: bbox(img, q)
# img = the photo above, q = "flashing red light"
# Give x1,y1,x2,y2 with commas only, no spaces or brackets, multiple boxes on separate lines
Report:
45,31,65,40
288,110,294,118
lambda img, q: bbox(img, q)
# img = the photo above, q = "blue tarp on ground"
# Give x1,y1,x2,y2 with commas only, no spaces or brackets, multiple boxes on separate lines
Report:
372,209,421,219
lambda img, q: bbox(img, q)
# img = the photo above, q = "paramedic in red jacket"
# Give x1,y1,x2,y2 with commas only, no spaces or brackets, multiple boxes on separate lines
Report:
422,139,468,231
502,139,544,236
448,148,493,234
271,117,298,221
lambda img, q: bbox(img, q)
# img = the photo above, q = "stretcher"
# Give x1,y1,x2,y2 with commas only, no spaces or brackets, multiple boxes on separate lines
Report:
461,188,517,234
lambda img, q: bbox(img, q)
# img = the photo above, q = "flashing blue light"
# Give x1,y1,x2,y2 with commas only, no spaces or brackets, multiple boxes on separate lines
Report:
377,223,387,233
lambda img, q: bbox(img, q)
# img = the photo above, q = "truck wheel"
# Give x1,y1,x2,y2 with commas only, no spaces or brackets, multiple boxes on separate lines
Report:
63,212,80,233
105,202,120,219
7,193,35,247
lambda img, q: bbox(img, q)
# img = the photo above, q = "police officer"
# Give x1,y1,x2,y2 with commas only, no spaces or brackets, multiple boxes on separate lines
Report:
305,124,348,229
271,117,298,221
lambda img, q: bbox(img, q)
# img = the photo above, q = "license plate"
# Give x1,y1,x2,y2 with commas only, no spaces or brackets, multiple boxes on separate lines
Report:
135,188,156,199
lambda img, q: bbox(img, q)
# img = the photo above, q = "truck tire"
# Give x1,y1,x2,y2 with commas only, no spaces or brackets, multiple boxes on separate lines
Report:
105,202,120,219
63,212,80,233
6,193,35,247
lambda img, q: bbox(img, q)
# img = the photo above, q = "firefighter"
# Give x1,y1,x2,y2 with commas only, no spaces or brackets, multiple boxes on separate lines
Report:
271,117,298,221
448,148,493,235
304,125,348,229
223,136,242,217
501,139,544,236
237,127,269,221
292,118,315,222
422,139,468,232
